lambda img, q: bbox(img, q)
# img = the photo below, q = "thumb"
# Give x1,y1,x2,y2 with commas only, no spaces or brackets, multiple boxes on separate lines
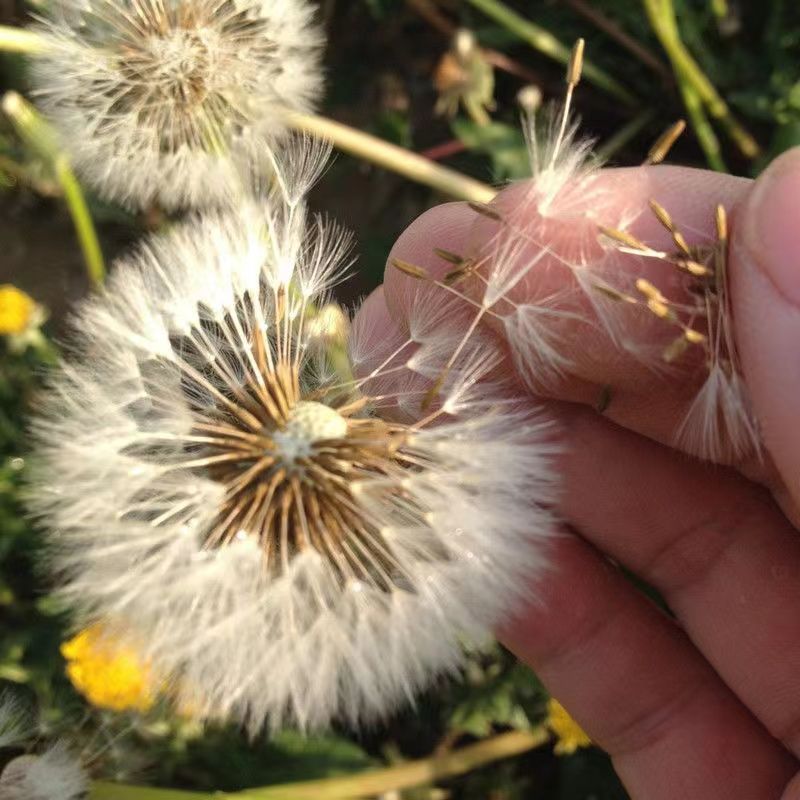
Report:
733,147,800,510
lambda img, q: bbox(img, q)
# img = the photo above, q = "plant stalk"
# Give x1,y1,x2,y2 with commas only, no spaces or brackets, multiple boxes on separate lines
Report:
463,0,636,105
641,0,759,159
2,92,105,286
676,72,726,171
285,111,496,203
0,26,495,204
90,728,549,800
0,25,48,54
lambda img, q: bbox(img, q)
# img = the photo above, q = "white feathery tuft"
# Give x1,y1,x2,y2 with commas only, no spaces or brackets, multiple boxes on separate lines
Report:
29,142,558,733
0,693,34,750
31,0,323,210
0,745,88,800
676,364,759,462
423,46,760,462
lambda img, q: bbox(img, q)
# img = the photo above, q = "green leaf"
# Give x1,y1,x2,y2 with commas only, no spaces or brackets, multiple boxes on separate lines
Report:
451,119,530,181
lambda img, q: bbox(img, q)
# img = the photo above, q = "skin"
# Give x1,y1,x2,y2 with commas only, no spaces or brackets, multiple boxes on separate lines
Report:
353,147,800,799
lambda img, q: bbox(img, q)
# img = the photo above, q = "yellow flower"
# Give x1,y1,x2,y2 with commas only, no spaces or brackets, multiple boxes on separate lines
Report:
0,285,37,335
61,625,157,713
545,698,592,756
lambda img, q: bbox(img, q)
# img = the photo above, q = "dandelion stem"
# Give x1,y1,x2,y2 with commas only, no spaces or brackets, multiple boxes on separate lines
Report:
239,728,549,798
0,25,49,54
285,111,496,203
676,72,727,171
462,0,635,105
641,0,759,159
89,786,204,800
2,92,105,287
89,728,549,800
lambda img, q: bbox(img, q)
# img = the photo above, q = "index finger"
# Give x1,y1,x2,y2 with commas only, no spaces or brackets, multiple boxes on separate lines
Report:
382,166,753,464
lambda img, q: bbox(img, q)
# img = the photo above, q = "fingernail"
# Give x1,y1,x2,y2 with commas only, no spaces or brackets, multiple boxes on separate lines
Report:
746,147,800,306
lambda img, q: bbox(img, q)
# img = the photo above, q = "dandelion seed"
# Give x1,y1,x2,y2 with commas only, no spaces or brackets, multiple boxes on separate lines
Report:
644,119,686,166
425,42,639,397
433,28,495,126
30,144,558,732
31,0,323,210
600,197,759,461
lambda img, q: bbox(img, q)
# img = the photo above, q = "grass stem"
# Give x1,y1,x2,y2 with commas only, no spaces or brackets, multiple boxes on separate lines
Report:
464,0,635,105
676,72,727,171
89,728,549,800
0,25,48,54
286,111,497,203
641,0,759,159
2,92,105,287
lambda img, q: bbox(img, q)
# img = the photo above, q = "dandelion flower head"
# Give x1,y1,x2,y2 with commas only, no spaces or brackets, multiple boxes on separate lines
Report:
31,0,323,210
61,624,158,713
545,698,591,756
30,140,557,732
0,286,37,336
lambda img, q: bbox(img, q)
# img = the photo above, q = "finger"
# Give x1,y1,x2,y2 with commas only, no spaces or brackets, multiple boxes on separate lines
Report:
382,167,753,458
557,403,800,756
782,772,800,799
501,529,796,800
354,292,791,798
731,147,800,512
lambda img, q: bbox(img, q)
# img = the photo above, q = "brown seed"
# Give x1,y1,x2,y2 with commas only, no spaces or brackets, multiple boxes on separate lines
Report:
645,120,686,165
649,199,675,232
635,278,667,303
567,38,585,87
685,328,706,345
663,335,690,362
647,298,671,319
434,248,466,266
715,204,728,242
592,283,635,303
677,259,711,277
599,225,650,252
467,201,502,221
391,259,429,280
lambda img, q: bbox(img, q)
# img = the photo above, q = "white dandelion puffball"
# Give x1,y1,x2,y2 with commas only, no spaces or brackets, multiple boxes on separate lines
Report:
31,0,323,210
0,747,88,800
30,146,557,732
0,694,86,800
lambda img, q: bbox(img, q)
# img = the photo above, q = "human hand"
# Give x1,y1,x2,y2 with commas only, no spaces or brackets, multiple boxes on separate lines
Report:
354,148,800,799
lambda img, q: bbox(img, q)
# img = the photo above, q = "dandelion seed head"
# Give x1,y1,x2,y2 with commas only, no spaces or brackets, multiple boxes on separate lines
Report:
32,0,323,209
0,745,87,800
30,147,557,732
